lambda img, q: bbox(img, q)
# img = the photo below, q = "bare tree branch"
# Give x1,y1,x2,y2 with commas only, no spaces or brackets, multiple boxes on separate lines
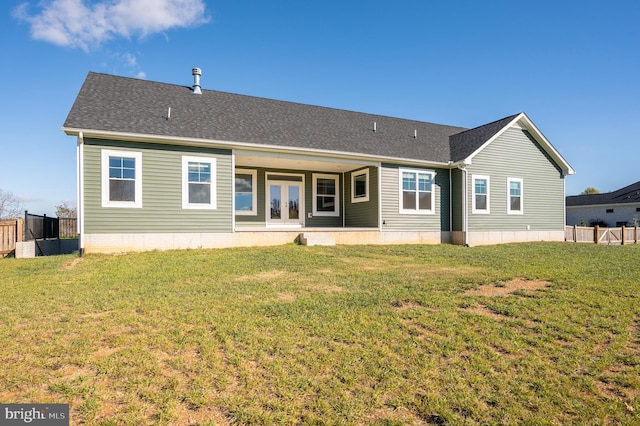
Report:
0,189,25,220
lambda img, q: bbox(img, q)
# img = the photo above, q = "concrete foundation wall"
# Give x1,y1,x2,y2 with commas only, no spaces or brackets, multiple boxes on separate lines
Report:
83,231,446,253
16,239,79,258
466,230,565,246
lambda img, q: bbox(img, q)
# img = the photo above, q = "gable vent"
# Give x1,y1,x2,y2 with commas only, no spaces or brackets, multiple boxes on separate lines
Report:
192,67,202,94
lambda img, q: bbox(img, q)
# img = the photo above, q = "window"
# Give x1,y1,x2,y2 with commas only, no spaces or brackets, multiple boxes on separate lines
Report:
507,178,523,214
472,175,490,214
313,174,339,216
182,156,216,209
606,209,614,213
399,169,435,214
101,149,142,208
235,169,257,215
351,168,369,203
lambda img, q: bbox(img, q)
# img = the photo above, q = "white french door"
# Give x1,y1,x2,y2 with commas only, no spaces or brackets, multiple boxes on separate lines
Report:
267,175,304,226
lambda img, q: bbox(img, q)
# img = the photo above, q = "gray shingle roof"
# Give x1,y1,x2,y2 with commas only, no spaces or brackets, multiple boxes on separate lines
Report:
63,72,518,164
566,181,640,206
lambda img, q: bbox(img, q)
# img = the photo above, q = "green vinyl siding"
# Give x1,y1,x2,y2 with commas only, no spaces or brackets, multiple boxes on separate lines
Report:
466,128,565,231
84,139,232,233
380,164,448,231
451,168,464,232
345,167,379,227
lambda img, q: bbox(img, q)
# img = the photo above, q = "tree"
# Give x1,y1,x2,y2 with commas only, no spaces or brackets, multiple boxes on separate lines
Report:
580,187,599,195
0,189,24,220
55,202,77,218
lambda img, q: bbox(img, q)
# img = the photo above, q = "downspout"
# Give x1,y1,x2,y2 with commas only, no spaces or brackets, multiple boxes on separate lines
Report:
77,132,85,257
457,163,469,246
378,163,383,231
448,166,452,240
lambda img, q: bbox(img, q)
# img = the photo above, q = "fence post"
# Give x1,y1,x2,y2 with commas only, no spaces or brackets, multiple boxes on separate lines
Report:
573,225,577,243
636,226,638,244
622,226,625,245
594,225,599,244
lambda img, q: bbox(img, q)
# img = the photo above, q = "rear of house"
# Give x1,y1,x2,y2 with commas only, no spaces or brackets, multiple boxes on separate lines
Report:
64,70,574,254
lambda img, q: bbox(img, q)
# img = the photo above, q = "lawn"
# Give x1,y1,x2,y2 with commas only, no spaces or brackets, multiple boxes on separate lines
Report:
0,242,639,425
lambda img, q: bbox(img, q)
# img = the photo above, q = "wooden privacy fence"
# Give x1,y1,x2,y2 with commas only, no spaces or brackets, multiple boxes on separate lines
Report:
59,218,78,238
0,219,24,256
565,225,640,245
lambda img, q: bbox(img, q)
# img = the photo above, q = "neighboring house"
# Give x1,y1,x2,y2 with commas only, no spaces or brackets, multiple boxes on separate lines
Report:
63,70,575,254
566,181,640,227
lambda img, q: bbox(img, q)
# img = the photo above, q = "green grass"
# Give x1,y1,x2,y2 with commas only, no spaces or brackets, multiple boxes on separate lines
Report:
1,242,639,425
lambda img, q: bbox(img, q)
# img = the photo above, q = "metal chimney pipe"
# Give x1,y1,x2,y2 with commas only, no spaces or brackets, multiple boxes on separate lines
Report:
192,67,202,94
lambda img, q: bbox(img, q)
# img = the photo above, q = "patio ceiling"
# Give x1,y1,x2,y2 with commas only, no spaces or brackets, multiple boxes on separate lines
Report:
235,152,372,173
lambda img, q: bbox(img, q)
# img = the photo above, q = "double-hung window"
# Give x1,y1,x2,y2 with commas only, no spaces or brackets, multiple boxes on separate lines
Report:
313,174,339,216
101,149,142,208
507,177,523,214
351,168,369,203
235,169,257,215
182,156,216,209
399,169,435,214
472,175,490,214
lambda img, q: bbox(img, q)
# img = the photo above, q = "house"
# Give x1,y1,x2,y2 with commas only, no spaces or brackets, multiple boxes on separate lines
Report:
62,70,574,254
566,181,640,227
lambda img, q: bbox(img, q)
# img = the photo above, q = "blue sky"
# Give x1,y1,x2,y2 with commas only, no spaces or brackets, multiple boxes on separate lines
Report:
1,0,639,216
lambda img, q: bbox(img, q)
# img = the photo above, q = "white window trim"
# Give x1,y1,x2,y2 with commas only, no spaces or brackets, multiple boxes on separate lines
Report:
101,149,142,208
472,175,490,214
182,155,217,210
312,173,340,217
398,168,436,215
351,168,370,203
235,169,258,216
507,177,524,215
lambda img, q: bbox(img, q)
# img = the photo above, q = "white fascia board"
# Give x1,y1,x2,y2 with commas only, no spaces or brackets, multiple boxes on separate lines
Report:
461,113,576,177
61,127,452,169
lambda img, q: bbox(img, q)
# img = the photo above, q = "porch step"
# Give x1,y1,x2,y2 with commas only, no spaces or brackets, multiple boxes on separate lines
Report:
298,233,336,246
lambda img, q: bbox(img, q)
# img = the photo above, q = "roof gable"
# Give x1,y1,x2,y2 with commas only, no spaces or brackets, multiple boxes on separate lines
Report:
449,112,575,176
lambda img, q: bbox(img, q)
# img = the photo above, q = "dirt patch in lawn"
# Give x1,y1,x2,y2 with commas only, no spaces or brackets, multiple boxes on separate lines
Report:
464,278,551,297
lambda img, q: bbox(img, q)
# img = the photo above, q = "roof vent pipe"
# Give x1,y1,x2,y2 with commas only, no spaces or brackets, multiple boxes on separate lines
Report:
192,67,202,94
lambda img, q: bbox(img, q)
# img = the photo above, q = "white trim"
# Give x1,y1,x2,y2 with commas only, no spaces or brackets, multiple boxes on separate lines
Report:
312,173,340,217
472,175,490,214
182,155,217,210
351,168,370,203
398,168,436,215
507,177,524,215
101,149,142,208
234,169,258,216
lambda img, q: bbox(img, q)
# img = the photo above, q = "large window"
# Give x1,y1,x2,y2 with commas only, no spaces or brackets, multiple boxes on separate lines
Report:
472,175,490,214
399,169,435,214
313,174,339,216
101,149,142,208
507,177,523,214
182,156,216,209
351,168,369,203
235,169,257,215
